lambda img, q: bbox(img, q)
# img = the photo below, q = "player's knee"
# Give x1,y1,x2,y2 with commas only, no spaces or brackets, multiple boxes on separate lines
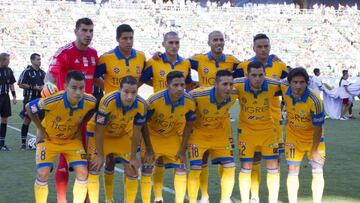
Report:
23,117,31,125
125,168,138,178
190,165,202,171
221,161,235,168
155,158,164,166
74,166,88,180
175,167,186,175
142,165,153,176
288,164,300,174
89,170,99,176
241,162,253,170
105,154,116,169
37,169,50,181
266,159,278,169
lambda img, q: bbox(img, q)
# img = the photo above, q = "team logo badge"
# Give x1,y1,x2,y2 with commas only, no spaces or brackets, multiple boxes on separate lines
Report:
299,110,306,116
56,116,61,122
204,67,209,74
160,70,165,77
114,67,120,74
203,109,209,114
136,66,141,74
159,113,164,119
126,68,131,73
96,115,105,124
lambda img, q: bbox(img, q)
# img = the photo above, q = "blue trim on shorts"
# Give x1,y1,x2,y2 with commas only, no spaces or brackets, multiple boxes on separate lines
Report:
212,157,234,165
320,137,324,142
69,161,88,168
254,152,262,156
164,163,185,169
240,158,254,162
263,155,279,160
190,160,202,166
278,148,285,154
279,120,283,125
286,160,301,166
36,162,53,168
86,131,94,137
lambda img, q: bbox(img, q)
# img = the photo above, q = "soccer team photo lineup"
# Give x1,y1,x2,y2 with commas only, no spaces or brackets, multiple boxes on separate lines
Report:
1,1,360,203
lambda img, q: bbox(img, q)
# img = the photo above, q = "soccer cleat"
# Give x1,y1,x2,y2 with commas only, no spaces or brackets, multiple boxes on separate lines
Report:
198,197,209,203
250,196,259,203
0,145,10,151
20,144,26,151
154,200,163,203
340,116,348,121
105,200,115,203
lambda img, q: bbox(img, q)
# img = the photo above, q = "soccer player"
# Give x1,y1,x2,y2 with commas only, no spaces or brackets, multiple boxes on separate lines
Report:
280,67,325,203
233,61,281,203
26,70,97,203
236,33,288,202
93,24,146,203
141,71,196,203
0,52,17,151
18,53,46,150
45,17,98,203
86,76,148,203
187,70,237,203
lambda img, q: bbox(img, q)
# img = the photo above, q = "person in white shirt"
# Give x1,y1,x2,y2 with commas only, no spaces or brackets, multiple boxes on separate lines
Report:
339,70,353,120
309,68,322,95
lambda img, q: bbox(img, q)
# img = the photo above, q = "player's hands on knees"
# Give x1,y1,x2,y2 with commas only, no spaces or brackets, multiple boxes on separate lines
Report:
36,129,48,144
91,154,105,171
129,157,141,173
176,149,187,164
143,149,155,165
310,150,325,166
152,51,162,60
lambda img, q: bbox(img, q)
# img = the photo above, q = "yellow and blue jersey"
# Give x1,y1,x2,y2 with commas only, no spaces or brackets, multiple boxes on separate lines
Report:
94,48,146,93
146,89,196,136
281,82,324,142
189,52,241,87
140,53,192,92
28,91,97,144
88,91,147,138
233,77,281,134
190,87,237,132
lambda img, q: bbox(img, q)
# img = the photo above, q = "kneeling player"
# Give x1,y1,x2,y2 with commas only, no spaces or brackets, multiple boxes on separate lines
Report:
141,71,196,203
187,70,237,203
233,61,281,203
87,76,147,203
280,67,325,203
26,71,97,203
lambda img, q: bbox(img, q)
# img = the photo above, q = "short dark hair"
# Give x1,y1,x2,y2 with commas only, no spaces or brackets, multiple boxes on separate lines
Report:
342,69,348,76
313,68,320,75
120,75,138,88
116,24,134,40
287,67,309,84
30,53,40,61
163,31,178,42
253,33,269,43
216,70,233,83
0,53,9,61
166,71,184,84
66,70,85,84
247,60,265,73
75,18,93,30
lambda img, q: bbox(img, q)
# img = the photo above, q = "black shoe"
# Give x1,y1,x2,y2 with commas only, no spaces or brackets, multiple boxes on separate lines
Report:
20,144,26,151
0,145,10,151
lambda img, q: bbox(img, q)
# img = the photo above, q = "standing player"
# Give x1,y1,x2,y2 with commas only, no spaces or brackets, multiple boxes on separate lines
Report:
18,53,45,150
233,61,281,203
26,71,97,203
236,34,288,202
45,18,98,203
93,24,146,203
280,67,325,203
141,71,196,203
87,76,148,203
0,53,17,151
187,70,237,203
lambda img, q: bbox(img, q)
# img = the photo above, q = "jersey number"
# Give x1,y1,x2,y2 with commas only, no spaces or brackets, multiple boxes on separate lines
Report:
40,150,46,160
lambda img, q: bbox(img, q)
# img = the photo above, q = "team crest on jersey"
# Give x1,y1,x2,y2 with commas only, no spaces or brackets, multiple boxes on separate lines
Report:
136,66,141,74
91,57,96,66
31,104,38,113
241,97,247,104
96,115,105,124
204,67,209,74
160,70,165,77
203,109,209,114
99,105,107,113
159,113,164,119
126,68,131,73
114,67,120,74
299,110,306,116
56,116,61,122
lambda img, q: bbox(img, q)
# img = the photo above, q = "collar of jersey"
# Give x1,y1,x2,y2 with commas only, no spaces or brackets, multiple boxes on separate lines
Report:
161,53,183,67
116,92,138,110
207,52,226,62
114,47,137,60
210,87,231,107
63,92,84,110
164,89,185,106
251,54,274,67
244,78,269,94
286,86,310,104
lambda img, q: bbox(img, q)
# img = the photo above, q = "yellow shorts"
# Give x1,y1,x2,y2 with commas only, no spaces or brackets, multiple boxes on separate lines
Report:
86,131,132,164
285,134,326,165
143,134,185,169
238,129,278,162
36,139,87,169
188,129,234,166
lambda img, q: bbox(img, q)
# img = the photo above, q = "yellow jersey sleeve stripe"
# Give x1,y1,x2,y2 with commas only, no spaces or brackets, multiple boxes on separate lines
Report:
234,78,246,84
103,93,117,106
309,93,322,114
184,92,195,101
43,94,63,105
148,91,165,104
84,94,97,103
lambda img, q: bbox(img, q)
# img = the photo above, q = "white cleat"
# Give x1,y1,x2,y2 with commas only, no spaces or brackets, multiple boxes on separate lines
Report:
198,197,209,203
250,196,259,203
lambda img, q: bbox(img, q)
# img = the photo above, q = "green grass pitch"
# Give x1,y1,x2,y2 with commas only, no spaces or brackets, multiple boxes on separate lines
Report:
0,101,359,202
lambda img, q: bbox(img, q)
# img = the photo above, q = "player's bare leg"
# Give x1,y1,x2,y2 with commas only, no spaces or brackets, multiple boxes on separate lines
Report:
34,167,51,203
72,165,89,203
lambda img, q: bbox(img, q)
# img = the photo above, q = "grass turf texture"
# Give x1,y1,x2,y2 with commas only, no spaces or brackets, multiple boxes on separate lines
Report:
0,101,359,202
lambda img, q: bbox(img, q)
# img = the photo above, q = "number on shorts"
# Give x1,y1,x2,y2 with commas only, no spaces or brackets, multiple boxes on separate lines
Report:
239,145,246,156
289,147,295,159
40,150,46,160
191,146,199,158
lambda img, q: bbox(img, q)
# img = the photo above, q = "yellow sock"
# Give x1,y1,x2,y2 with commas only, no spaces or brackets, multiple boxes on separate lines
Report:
103,171,115,202
187,169,202,203
239,168,252,203
125,175,138,203
153,166,165,201
267,171,280,203
218,164,224,178
250,163,261,199
34,178,48,203
73,178,88,203
88,174,99,203
200,165,209,199
220,166,235,202
287,174,299,203
312,172,324,203
140,175,152,203
174,171,187,203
